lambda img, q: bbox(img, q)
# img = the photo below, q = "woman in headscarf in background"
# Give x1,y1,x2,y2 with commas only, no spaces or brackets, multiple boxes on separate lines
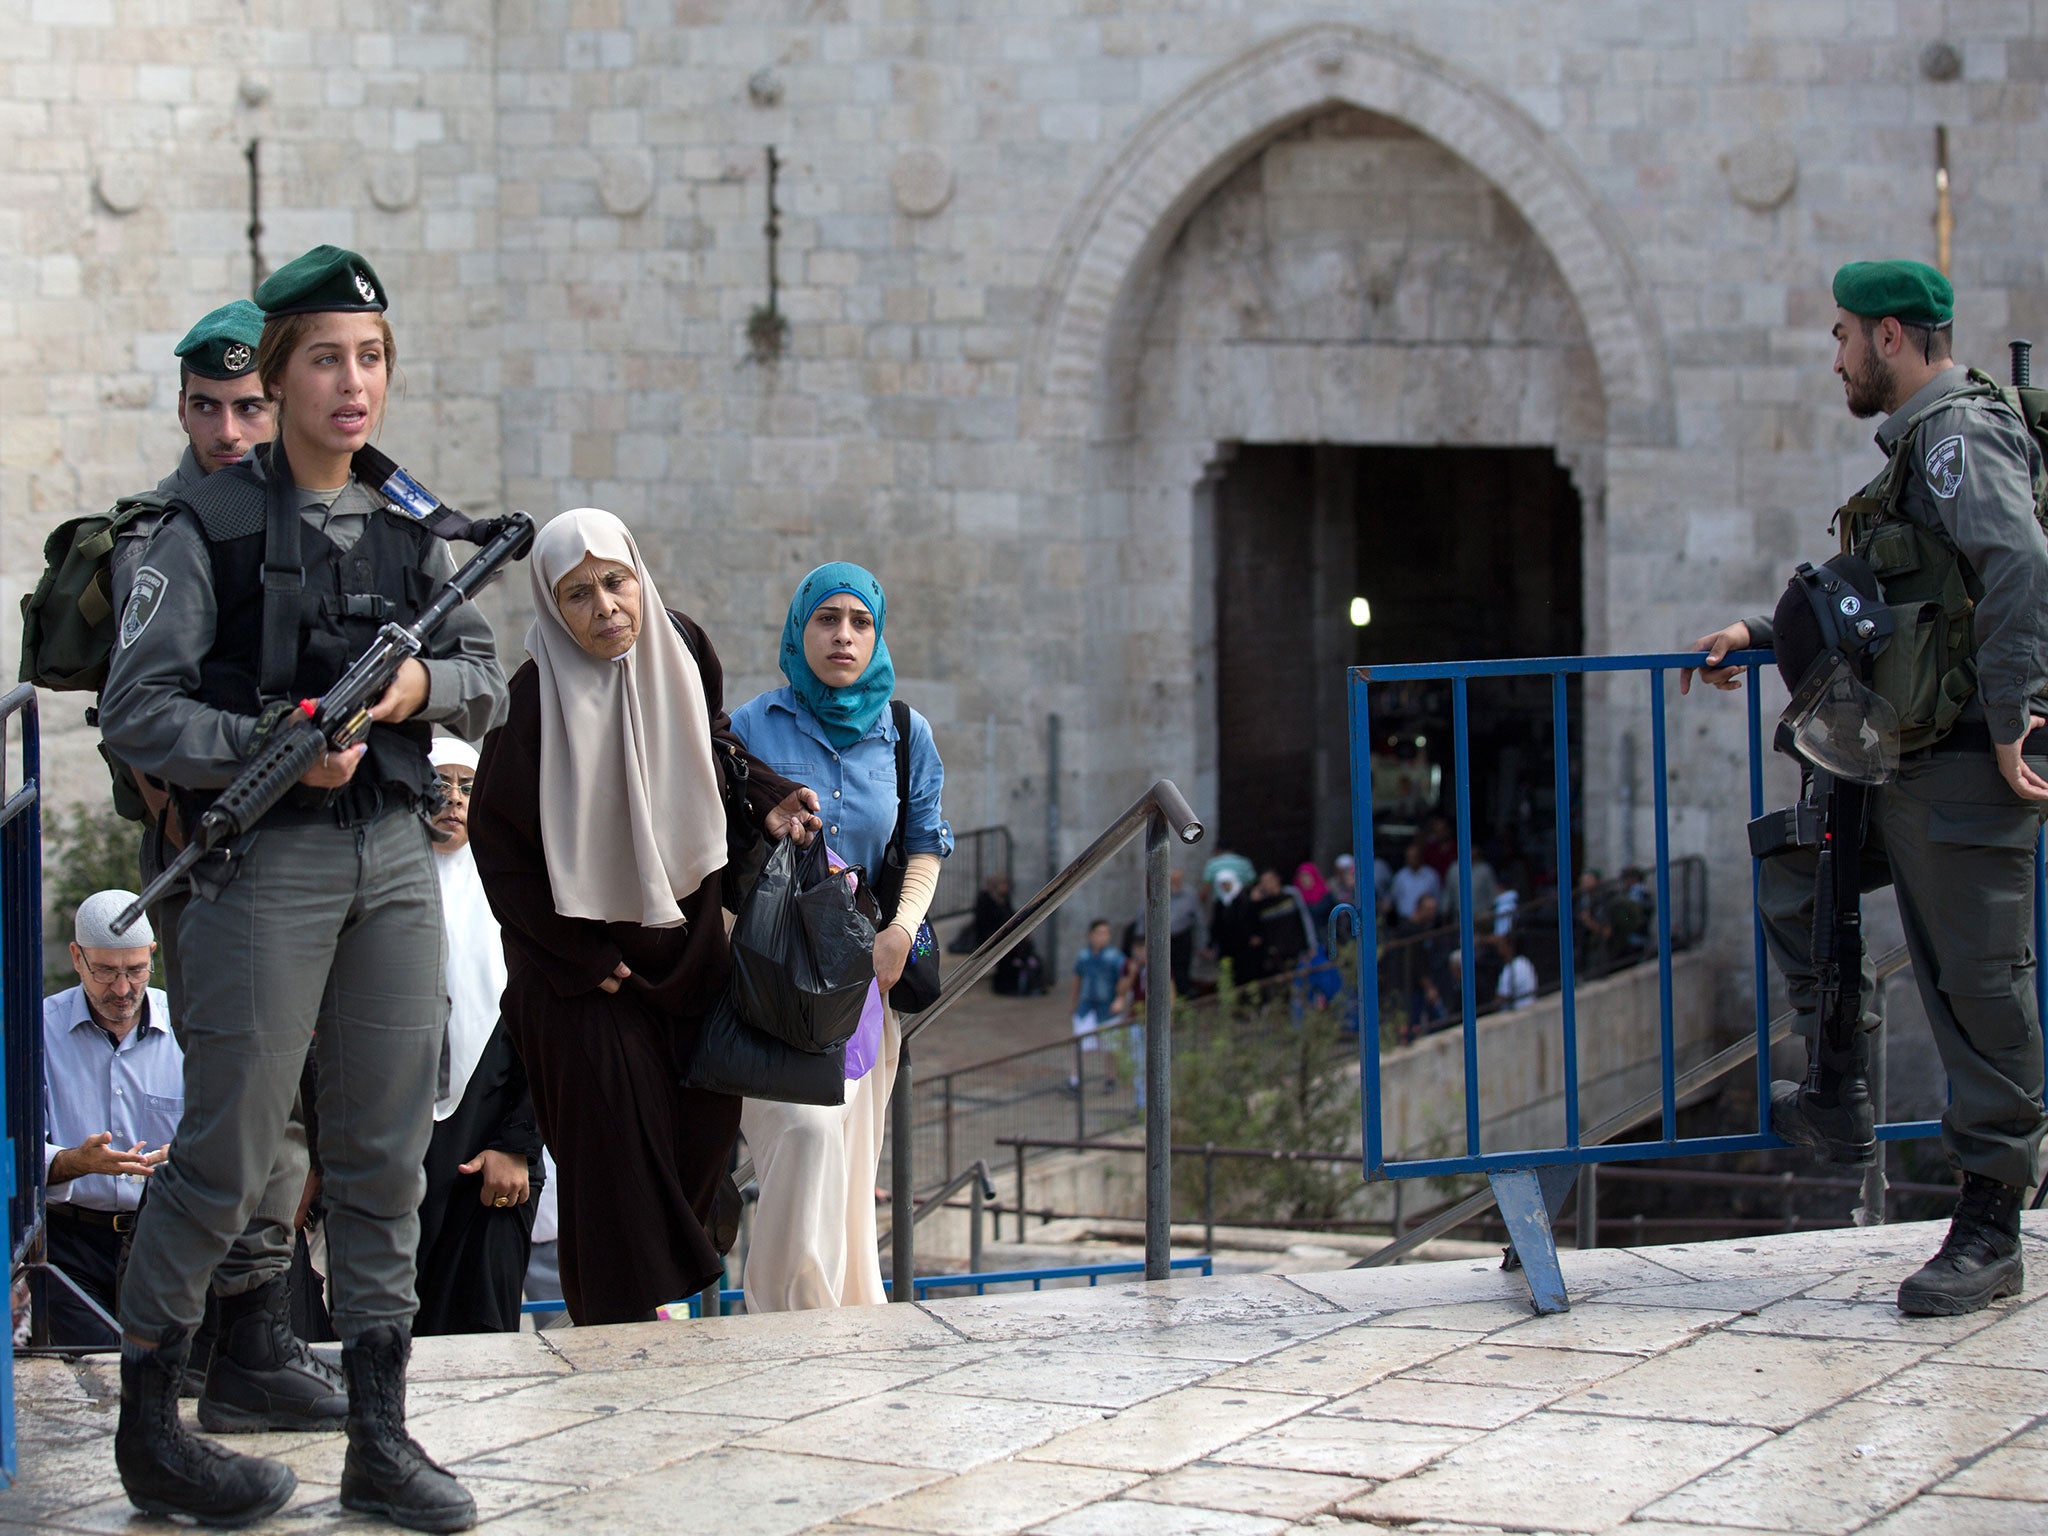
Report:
729,562,950,1311
468,509,816,1324
413,736,540,1335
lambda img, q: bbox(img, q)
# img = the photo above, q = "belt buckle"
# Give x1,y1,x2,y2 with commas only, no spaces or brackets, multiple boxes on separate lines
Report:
112,1211,136,1234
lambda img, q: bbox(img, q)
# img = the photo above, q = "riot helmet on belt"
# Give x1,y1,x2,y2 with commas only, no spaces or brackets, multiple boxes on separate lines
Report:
1770,553,1899,784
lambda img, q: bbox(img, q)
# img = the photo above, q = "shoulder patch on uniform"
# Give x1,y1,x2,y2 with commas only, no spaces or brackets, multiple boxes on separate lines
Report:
1925,433,1966,498
120,567,168,649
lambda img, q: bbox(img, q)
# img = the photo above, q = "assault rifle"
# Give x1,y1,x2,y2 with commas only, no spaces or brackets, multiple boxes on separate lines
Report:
112,510,535,934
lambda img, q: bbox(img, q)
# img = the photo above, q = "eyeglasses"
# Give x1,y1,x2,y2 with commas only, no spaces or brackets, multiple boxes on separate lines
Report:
82,960,153,986
436,776,475,798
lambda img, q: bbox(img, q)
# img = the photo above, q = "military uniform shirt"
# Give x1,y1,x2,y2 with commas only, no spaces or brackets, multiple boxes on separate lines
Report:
1748,366,2048,744
42,986,182,1213
99,458,507,790
1873,368,2048,744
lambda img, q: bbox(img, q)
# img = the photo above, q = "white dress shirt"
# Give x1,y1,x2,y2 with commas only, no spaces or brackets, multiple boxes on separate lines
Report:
42,985,182,1212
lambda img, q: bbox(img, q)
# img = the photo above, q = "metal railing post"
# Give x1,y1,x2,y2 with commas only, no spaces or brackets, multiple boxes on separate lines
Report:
943,1073,955,1182
1856,1017,1889,1227
1144,807,1174,1281
889,1043,914,1301
1202,1143,1216,1256
1013,1142,1027,1245
1074,1038,1086,1141
970,1177,984,1273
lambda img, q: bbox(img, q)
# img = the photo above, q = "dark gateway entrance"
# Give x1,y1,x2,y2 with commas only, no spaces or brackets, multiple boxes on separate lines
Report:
1213,443,1584,885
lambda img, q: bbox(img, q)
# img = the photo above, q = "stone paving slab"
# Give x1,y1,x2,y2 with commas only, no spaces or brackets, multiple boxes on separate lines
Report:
6,1213,2046,1534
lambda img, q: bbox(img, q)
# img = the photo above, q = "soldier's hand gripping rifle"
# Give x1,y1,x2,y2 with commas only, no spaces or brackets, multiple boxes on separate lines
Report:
111,511,536,934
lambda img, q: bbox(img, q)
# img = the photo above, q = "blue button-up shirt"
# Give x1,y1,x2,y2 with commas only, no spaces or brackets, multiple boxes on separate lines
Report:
729,687,952,878
42,985,183,1213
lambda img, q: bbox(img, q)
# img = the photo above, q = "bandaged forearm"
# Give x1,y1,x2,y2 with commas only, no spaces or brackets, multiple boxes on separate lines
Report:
891,853,941,935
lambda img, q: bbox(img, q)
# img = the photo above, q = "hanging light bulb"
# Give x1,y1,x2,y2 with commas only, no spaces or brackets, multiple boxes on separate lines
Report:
1349,596,1372,627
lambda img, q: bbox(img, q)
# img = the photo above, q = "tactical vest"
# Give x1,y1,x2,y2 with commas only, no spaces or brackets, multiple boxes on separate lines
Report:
175,455,446,824
1834,370,2048,754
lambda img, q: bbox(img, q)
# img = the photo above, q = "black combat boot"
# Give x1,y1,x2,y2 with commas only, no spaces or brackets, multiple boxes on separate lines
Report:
199,1273,348,1432
1897,1172,2026,1316
115,1326,297,1527
339,1323,477,1533
1769,1029,1874,1165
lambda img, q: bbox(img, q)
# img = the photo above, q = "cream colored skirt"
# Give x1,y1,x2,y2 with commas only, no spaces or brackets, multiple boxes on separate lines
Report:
739,1009,900,1311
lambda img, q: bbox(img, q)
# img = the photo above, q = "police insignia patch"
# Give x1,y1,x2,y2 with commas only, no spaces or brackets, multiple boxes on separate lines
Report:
222,342,251,373
354,272,376,304
121,567,167,649
1926,434,1966,498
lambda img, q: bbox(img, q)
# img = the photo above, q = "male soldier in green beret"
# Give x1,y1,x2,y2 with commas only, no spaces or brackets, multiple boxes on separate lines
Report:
1684,259,2047,1316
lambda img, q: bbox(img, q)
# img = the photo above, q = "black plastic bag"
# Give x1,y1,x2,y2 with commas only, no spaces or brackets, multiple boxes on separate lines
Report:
730,833,875,1054
682,983,847,1106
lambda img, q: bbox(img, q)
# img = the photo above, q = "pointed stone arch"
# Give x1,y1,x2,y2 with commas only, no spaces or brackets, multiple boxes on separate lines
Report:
1030,22,1674,448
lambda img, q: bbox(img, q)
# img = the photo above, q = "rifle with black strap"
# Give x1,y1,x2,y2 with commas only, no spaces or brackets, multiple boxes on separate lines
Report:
112,510,535,934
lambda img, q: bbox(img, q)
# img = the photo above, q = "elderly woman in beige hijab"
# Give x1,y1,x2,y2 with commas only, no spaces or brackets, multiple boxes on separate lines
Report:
468,508,817,1324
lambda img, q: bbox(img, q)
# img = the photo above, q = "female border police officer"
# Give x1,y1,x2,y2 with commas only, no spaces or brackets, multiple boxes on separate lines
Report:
100,246,506,1531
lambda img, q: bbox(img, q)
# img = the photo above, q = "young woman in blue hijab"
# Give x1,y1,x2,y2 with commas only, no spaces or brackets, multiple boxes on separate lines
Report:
730,562,951,1310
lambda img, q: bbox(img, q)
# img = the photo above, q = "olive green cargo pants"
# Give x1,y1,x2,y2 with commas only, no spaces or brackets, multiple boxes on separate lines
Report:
121,807,444,1342
1757,747,2047,1190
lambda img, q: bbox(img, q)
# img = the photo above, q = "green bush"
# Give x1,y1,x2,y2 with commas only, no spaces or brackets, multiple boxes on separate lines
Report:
42,799,145,992
1170,962,1364,1226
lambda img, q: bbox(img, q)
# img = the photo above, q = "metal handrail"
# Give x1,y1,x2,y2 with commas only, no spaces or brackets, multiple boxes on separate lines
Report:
875,1158,995,1247
1354,941,1913,1267
1,681,43,1484
888,778,1202,1294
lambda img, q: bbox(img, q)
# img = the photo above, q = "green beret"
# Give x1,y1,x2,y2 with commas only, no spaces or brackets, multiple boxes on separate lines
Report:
255,245,388,318
174,300,265,380
1832,260,1954,328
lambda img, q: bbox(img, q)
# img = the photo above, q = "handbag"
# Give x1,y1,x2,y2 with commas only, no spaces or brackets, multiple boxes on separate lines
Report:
874,700,943,1014
681,983,848,1106
730,832,876,1053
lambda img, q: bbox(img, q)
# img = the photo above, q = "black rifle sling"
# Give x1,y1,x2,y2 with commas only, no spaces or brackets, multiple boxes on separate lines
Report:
258,448,303,701
1816,774,1870,1055
883,698,912,927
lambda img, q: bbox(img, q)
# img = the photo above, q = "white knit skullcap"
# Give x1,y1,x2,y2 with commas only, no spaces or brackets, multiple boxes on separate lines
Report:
430,737,481,771
74,890,153,949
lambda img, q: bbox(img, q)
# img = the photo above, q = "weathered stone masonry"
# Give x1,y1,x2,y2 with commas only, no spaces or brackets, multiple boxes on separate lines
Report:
4,3,2044,1015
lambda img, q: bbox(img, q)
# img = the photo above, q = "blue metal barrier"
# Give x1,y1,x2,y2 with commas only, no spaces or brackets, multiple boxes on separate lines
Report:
1347,651,2046,1314
1,684,45,1484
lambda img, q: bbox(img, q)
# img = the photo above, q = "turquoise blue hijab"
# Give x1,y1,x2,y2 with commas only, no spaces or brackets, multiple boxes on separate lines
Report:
780,562,895,749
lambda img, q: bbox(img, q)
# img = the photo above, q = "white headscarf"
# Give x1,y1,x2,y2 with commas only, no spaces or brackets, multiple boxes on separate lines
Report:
430,738,504,1122
524,509,727,928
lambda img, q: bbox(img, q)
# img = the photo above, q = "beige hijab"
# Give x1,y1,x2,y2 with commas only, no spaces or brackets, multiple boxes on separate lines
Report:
524,509,727,928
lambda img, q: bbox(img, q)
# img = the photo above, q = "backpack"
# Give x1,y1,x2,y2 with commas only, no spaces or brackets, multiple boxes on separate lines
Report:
17,490,174,692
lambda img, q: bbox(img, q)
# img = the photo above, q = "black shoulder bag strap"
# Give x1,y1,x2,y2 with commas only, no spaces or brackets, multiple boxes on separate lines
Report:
883,698,912,926
258,445,303,701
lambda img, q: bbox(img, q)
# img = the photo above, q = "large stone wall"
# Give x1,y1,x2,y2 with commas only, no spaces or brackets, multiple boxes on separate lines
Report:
5,3,2045,1012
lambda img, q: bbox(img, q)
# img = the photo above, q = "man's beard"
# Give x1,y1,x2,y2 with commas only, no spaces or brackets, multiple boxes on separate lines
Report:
1843,348,1897,419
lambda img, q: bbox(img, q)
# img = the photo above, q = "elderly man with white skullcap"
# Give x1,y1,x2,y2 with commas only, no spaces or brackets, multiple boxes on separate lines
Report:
40,892,181,1346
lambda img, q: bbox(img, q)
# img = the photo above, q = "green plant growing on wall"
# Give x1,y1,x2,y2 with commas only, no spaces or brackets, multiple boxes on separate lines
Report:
43,800,145,992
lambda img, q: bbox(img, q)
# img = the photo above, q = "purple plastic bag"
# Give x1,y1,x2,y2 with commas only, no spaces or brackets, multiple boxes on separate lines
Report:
825,847,885,1081
843,982,885,1082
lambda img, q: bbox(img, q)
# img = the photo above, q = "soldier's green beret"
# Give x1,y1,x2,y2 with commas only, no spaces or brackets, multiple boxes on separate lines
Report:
1832,260,1954,328
255,245,388,318
174,300,266,380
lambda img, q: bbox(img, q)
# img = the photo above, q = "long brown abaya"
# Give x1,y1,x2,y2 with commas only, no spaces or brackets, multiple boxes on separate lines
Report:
468,612,798,1324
